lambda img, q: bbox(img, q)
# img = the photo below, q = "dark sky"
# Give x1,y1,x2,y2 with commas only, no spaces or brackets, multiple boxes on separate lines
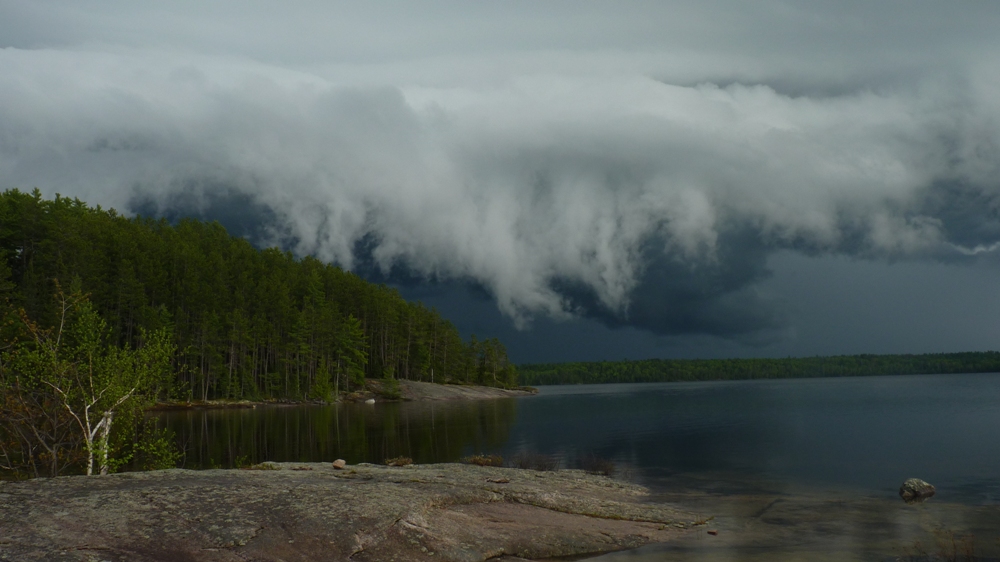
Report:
2,1,1000,363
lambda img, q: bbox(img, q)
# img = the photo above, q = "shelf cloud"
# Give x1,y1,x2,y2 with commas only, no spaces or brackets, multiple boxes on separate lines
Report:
2,1,999,345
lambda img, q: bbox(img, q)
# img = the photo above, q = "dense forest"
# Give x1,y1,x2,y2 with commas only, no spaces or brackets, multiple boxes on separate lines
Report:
518,352,1000,385
0,189,519,478
0,189,518,403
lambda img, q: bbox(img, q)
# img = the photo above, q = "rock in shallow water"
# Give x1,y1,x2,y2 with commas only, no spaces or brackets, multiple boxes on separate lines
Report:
0,463,703,561
899,478,936,503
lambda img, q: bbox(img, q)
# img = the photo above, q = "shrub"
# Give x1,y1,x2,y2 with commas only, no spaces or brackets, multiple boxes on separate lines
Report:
308,368,334,402
132,421,182,471
385,456,413,467
461,454,504,467
379,367,401,400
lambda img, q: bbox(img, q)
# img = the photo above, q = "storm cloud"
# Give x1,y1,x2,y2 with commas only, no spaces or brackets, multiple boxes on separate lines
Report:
2,1,999,353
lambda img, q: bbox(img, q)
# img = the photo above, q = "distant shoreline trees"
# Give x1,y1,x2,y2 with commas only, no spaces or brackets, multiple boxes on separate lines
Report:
518,352,1000,386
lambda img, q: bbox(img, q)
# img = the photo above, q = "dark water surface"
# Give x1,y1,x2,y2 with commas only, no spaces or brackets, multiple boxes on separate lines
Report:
155,373,1000,560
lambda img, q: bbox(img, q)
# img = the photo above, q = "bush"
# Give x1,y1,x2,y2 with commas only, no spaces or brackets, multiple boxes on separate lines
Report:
380,367,401,400
132,421,182,471
308,367,334,402
461,454,504,467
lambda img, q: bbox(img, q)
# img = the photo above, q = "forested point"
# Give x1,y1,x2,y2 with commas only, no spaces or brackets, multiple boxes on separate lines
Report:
0,189,517,478
518,352,1000,386
0,188,518,401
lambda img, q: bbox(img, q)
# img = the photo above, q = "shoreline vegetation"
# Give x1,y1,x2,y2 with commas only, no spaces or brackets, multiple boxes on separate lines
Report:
0,189,521,480
518,352,1000,386
0,189,520,402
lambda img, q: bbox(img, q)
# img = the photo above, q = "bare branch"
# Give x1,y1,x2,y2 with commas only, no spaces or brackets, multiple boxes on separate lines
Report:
43,380,88,439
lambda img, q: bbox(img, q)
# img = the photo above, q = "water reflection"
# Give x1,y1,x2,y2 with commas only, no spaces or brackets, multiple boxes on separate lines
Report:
502,377,1000,560
508,376,1000,504
151,375,1000,560
155,398,518,469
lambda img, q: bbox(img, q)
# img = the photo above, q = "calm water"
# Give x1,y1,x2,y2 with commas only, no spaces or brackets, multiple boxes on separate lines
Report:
155,373,1000,560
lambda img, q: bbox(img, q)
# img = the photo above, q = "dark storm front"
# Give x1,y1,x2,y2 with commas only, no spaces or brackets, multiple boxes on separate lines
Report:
157,373,1000,507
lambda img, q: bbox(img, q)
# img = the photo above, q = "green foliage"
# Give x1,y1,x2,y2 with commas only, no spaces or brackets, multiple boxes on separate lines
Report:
307,357,334,402
465,335,517,389
518,352,1000,386
0,188,516,410
1,286,177,477
339,315,368,391
132,421,182,471
381,366,401,400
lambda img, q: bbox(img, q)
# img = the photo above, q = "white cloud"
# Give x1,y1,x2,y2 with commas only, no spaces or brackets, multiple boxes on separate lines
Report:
1,2,999,336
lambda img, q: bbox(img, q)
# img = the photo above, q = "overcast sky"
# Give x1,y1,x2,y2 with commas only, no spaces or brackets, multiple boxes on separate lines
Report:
2,1,1000,362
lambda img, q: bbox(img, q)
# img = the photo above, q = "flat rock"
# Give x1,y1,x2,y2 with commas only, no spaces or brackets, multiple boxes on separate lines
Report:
0,463,702,561
396,380,537,401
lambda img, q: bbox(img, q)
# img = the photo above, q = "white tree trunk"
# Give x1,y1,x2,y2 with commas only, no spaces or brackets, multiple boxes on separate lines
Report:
98,411,113,475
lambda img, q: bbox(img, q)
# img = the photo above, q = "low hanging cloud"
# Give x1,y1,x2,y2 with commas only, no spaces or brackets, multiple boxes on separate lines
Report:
1,43,999,339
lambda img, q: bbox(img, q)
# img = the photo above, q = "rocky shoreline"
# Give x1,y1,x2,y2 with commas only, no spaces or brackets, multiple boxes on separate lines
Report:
0,462,702,561
149,380,537,411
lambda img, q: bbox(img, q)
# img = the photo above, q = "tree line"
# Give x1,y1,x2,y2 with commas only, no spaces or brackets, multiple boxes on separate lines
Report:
518,352,1000,386
1,189,518,399
0,189,517,478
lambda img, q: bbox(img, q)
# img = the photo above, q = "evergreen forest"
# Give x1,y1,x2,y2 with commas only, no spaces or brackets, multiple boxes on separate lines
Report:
0,188,519,404
518,352,1000,386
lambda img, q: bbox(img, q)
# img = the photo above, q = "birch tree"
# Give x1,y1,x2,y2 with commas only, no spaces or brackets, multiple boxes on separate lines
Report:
4,286,173,476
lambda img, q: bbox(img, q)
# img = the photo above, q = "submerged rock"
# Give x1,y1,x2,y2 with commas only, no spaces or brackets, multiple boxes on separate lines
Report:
0,463,702,561
899,478,936,503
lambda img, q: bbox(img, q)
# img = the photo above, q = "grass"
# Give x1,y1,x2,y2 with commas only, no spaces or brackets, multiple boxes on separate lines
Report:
384,456,413,467
462,454,505,467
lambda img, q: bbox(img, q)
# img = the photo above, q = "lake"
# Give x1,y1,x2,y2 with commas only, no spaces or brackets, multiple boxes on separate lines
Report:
155,373,1000,560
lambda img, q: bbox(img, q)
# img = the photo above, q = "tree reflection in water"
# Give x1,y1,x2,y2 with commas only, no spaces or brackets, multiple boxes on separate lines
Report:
152,399,518,469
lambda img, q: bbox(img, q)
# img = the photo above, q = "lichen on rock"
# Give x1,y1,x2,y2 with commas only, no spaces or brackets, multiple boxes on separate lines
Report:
0,463,703,561
899,478,936,504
